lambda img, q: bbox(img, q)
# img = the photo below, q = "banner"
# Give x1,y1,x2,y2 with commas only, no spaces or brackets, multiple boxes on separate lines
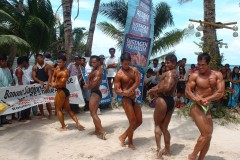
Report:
0,76,85,115
82,68,111,105
122,0,154,68
117,67,145,104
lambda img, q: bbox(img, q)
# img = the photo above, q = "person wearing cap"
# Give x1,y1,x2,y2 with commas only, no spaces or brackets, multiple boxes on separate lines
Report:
99,54,107,70
44,52,54,67
67,55,83,113
106,48,118,97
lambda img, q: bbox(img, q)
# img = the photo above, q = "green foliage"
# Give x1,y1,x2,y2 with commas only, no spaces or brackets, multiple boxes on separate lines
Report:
99,0,186,55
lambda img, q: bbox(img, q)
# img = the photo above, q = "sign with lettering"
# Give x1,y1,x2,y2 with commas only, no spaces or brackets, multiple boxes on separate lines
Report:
0,76,85,115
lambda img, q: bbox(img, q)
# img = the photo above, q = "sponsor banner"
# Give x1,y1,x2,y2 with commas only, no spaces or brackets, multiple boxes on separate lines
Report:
129,18,151,37
0,76,85,115
82,68,111,105
117,67,145,104
122,0,154,68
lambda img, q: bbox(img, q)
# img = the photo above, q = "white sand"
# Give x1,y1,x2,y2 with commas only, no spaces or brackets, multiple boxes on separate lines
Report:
0,106,240,160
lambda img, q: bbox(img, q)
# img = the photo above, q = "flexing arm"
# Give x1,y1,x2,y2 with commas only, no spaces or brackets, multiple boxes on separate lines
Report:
185,73,201,104
157,71,177,94
204,72,225,103
83,70,103,90
16,69,23,85
51,70,69,88
114,72,123,95
124,67,140,94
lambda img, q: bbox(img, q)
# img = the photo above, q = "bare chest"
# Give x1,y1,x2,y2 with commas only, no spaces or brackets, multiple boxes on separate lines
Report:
196,75,217,89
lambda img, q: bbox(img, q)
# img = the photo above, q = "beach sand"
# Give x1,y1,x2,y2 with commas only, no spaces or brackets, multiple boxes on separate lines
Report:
0,106,240,160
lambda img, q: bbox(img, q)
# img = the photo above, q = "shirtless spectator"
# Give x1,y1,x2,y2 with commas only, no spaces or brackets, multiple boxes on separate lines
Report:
148,54,178,159
32,54,53,119
114,53,142,150
185,53,224,160
83,55,106,140
50,54,84,131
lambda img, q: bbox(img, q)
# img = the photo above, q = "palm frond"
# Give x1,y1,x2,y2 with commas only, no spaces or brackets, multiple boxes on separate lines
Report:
0,24,15,34
98,21,124,40
152,29,186,54
99,0,127,28
0,34,30,50
0,9,18,25
154,2,174,38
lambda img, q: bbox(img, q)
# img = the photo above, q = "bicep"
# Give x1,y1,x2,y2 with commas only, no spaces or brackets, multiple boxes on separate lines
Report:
217,74,225,92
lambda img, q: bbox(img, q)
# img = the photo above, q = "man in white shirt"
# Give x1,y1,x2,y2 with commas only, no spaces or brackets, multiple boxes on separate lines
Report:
143,68,156,99
106,48,118,97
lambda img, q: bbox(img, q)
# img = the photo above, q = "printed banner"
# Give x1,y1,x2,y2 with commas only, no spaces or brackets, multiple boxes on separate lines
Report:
117,67,145,104
122,0,154,68
0,76,85,115
82,68,111,105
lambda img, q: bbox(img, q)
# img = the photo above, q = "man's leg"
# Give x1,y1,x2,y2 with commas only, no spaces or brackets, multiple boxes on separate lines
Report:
46,103,52,119
89,93,106,139
119,102,142,147
160,110,174,156
38,104,45,118
63,96,85,131
55,91,67,130
108,77,113,97
120,97,138,149
154,97,167,158
188,104,213,160
198,112,213,160
32,106,39,116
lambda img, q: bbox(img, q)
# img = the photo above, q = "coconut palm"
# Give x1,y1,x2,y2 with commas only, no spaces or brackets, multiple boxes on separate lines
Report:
85,0,101,57
98,0,186,55
0,0,56,59
179,0,221,65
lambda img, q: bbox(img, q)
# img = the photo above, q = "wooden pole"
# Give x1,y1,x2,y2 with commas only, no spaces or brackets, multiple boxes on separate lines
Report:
189,19,237,30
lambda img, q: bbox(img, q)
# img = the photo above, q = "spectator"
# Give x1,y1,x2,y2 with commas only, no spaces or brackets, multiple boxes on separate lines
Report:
176,66,188,107
143,69,155,99
228,66,240,108
0,54,13,126
44,52,54,67
106,48,118,97
99,54,107,69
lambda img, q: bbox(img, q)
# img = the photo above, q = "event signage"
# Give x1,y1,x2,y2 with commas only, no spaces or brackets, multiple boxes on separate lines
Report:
0,76,85,115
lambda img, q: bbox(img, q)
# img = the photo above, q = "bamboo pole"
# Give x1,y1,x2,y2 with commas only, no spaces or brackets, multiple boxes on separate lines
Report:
189,19,237,30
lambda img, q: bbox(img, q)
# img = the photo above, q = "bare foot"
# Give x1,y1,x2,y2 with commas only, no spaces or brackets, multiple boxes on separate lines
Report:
57,125,68,131
39,116,47,120
101,132,107,140
161,148,171,157
156,149,163,159
77,124,85,131
188,154,196,160
89,130,100,135
119,136,126,147
128,144,136,150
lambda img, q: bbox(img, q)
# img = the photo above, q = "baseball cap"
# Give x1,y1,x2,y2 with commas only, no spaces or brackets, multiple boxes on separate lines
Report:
74,55,81,60
99,55,105,59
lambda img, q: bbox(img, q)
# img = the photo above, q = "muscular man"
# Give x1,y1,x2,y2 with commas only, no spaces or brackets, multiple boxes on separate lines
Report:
32,54,52,119
83,55,106,140
114,53,142,150
50,54,85,131
148,54,178,158
185,53,224,160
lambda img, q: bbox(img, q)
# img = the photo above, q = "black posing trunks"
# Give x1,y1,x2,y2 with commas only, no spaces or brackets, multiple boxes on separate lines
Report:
159,94,174,114
123,96,137,107
91,90,102,98
58,88,70,97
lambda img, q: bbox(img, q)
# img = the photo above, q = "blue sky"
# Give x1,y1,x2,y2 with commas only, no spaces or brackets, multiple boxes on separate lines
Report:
50,0,240,65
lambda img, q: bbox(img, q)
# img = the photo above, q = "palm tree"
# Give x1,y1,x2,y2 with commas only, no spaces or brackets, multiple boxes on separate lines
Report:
61,0,74,63
98,0,186,56
179,0,221,65
0,0,56,60
85,0,101,57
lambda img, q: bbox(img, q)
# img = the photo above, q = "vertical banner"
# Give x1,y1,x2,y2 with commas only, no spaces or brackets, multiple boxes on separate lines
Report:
122,0,154,68
117,67,145,104
82,68,111,105
118,0,154,104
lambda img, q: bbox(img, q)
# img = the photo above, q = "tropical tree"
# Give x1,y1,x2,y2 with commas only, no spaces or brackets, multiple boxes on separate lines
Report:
179,0,221,66
61,0,74,63
0,0,56,63
85,0,101,57
98,0,186,56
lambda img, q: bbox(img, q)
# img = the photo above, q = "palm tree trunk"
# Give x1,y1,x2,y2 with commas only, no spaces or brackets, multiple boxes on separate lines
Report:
85,0,101,57
203,0,220,67
62,0,74,63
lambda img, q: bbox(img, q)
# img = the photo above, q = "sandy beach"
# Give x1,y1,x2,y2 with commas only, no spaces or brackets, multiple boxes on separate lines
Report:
0,106,240,160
